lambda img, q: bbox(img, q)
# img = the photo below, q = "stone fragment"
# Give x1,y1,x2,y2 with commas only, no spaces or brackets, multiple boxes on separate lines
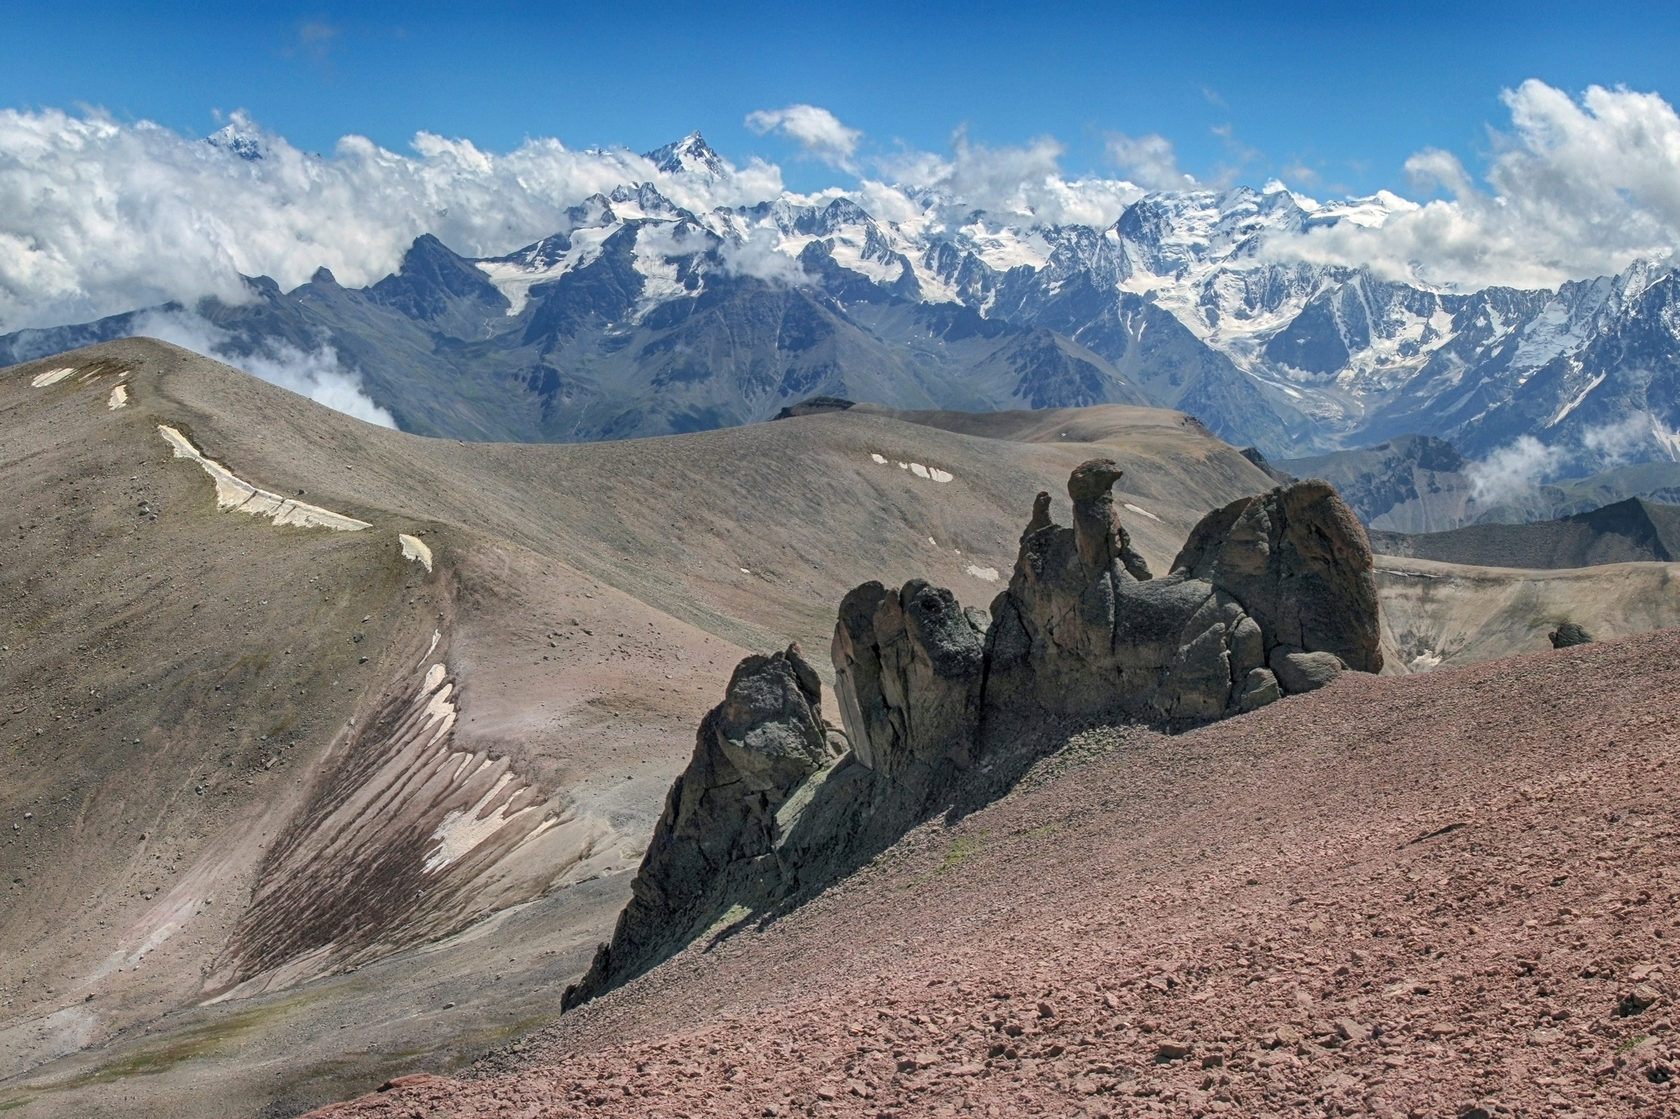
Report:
1239,667,1282,711
1333,1017,1370,1043
1616,985,1660,1016
1270,649,1346,694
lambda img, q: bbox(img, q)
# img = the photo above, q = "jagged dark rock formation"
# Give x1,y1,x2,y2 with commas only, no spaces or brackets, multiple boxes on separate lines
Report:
1550,622,1595,649
1239,445,1296,485
563,645,838,1008
981,464,1378,733
566,463,1382,1008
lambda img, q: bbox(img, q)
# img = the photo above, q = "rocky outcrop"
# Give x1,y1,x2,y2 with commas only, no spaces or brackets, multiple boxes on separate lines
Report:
568,463,1383,1008
1171,479,1382,674
773,395,856,419
563,645,838,1008
1550,622,1594,649
975,463,1378,733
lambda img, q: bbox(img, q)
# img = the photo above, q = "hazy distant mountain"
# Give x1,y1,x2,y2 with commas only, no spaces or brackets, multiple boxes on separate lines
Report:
1368,497,1680,568
1284,435,1680,531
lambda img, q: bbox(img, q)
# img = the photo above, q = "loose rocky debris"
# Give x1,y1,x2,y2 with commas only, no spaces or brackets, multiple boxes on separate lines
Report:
310,627,1680,1119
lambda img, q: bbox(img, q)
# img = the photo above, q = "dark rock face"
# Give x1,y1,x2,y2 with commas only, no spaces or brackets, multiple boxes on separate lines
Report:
563,645,836,1008
773,395,856,420
831,581,987,778
1550,622,1595,649
978,465,1378,730
1172,479,1382,674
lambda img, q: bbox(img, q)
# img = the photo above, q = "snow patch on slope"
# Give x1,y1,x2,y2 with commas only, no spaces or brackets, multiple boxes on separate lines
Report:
158,425,371,531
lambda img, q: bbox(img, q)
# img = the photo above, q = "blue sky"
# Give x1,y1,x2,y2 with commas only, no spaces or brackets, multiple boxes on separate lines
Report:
4,0,1679,197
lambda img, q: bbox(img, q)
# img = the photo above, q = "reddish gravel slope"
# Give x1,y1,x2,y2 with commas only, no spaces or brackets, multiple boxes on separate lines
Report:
312,630,1680,1119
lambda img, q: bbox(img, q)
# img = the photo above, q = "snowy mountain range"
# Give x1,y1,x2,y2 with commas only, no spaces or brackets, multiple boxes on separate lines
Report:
6,131,1678,471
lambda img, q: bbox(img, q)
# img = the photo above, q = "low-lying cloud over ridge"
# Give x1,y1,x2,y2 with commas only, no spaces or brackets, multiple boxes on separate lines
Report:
2,81,1679,333
132,308,396,429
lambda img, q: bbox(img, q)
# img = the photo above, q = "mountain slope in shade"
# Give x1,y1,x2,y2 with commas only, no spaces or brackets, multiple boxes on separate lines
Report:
1284,436,1680,532
1370,497,1680,569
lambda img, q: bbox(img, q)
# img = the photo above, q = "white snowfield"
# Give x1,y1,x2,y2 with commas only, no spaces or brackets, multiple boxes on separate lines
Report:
1123,502,1162,522
414,660,546,874
157,425,371,531
30,367,75,387
965,564,1000,582
399,533,433,571
107,384,129,409
868,453,953,483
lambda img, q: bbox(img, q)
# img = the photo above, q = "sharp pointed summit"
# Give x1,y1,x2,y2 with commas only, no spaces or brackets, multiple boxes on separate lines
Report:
644,131,727,179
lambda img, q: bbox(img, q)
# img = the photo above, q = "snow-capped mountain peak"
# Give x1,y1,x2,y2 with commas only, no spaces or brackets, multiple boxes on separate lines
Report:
644,131,729,180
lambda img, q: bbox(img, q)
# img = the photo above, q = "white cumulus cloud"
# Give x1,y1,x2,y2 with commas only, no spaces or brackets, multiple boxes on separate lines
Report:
745,104,863,171
1106,132,1196,192
1273,81,1680,289
1466,435,1565,505
880,130,1144,228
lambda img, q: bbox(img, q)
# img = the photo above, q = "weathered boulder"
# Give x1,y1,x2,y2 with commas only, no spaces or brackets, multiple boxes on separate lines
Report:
1270,649,1347,693
1172,479,1383,674
1549,622,1594,649
563,644,836,1008
832,580,986,777
1238,667,1283,711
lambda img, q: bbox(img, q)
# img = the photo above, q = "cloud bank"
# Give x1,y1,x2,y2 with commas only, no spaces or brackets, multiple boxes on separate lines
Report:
1273,81,1680,289
3,80,1680,342
0,108,780,332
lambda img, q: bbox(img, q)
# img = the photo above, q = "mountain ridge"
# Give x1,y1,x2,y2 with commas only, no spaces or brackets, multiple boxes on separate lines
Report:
4,146,1678,469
